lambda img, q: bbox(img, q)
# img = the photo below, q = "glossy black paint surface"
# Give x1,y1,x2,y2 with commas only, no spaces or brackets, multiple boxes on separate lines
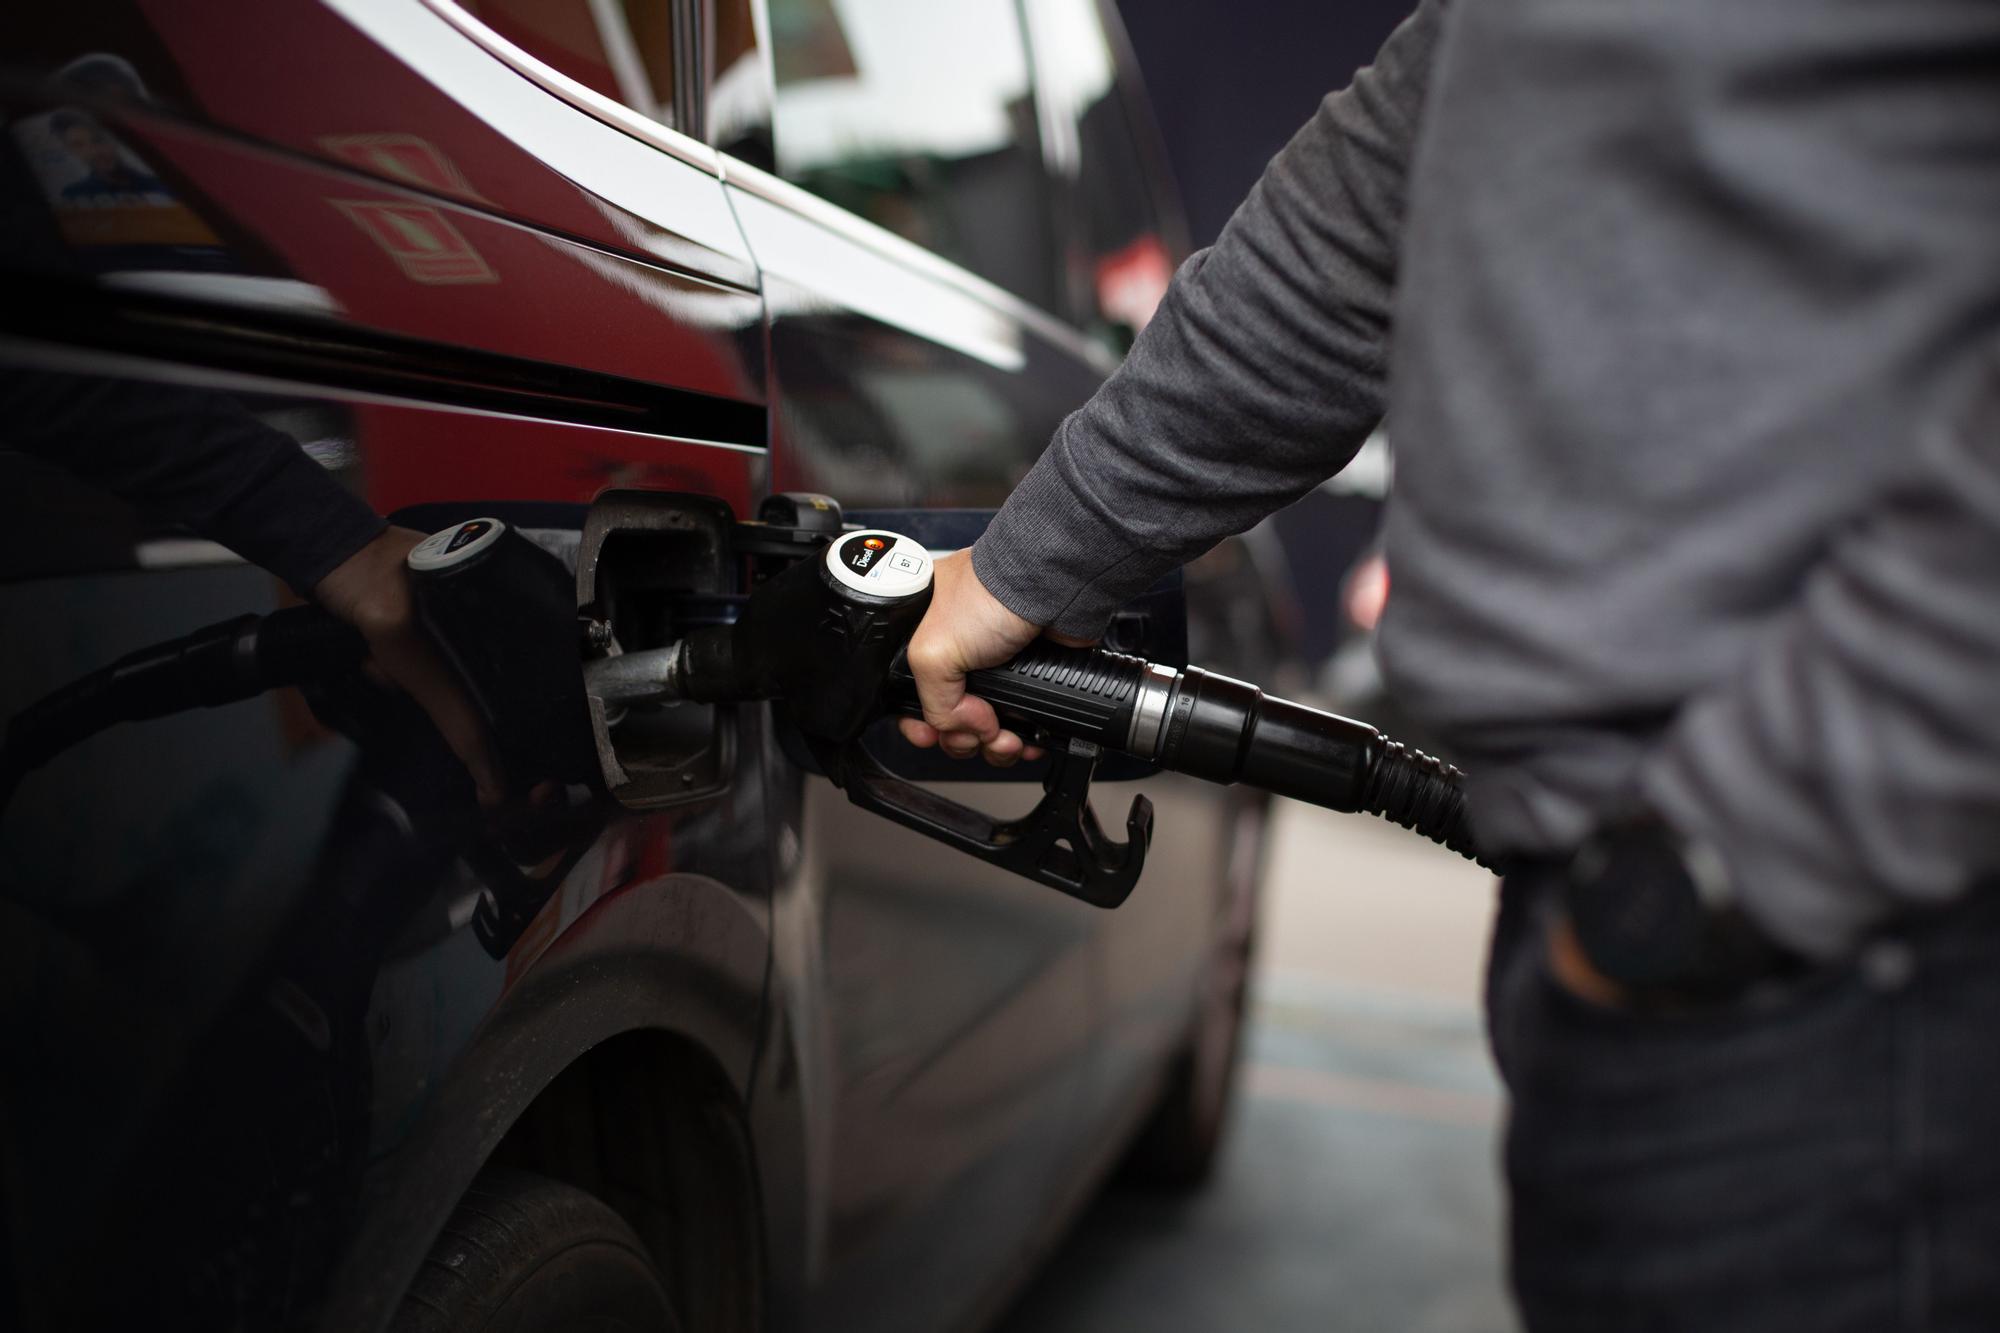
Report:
0,4,1273,1331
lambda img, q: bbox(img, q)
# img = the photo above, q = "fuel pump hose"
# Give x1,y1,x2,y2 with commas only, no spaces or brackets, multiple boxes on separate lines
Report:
912,642,1483,866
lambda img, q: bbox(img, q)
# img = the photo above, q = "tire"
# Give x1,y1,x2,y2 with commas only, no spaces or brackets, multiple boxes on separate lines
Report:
392,1168,681,1333
1121,793,1267,1188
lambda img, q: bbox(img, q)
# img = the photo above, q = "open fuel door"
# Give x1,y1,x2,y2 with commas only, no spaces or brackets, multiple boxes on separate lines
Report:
576,491,1190,807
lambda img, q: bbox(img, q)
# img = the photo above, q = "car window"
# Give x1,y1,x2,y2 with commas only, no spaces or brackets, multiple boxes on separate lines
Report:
458,0,679,129
764,0,1058,310
709,0,771,165
1027,0,1176,347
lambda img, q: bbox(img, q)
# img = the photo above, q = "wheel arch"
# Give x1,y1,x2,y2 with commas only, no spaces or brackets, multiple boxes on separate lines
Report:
486,1027,764,1331
317,872,771,1333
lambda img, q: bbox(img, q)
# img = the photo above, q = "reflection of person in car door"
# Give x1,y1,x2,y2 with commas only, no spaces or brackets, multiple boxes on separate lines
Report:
903,1,2000,1328
1,369,500,804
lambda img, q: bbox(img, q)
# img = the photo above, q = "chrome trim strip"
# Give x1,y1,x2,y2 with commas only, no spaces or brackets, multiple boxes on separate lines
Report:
718,154,1120,377
1127,661,1180,759
584,0,666,118
328,0,752,275
421,0,722,178
0,336,770,456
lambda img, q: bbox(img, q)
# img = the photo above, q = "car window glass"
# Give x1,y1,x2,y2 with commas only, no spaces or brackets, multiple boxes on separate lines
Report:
1028,0,1173,346
709,0,772,166
459,0,678,129
765,0,1056,309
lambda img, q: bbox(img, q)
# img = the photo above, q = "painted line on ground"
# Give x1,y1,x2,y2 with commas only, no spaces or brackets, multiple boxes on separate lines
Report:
1244,1062,1501,1128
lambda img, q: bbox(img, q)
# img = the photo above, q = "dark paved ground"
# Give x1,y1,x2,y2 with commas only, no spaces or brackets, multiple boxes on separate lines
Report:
997,811,1516,1333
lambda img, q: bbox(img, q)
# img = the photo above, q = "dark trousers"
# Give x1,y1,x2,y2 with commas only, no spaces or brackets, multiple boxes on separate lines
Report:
1487,871,2000,1333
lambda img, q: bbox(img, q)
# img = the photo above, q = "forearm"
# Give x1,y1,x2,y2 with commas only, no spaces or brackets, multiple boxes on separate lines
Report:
973,0,1445,637
2,369,384,593
1639,363,2000,960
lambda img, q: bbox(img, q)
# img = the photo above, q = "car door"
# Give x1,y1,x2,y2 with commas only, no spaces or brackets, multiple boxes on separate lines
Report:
0,3,774,1325
1019,0,1230,1174
703,3,1113,1329
703,1,1245,1327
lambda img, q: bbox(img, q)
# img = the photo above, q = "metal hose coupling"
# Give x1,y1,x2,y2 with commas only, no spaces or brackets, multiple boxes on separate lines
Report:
1107,658,1488,867
1358,740,1481,864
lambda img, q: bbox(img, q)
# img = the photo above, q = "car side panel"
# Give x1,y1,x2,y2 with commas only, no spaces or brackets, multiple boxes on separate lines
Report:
0,2,778,1324
126,0,756,284
0,387,771,1330
727,159,1228,1332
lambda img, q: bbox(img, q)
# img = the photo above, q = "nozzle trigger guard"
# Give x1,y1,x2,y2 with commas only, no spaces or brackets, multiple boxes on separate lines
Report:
819,735,1152,908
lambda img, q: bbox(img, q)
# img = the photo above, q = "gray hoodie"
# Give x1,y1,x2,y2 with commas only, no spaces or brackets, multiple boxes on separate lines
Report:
971,0,2000,960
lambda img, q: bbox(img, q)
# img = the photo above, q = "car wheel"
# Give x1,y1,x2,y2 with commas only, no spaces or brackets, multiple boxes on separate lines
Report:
392,1167,681,1333
1121,792,1266,1188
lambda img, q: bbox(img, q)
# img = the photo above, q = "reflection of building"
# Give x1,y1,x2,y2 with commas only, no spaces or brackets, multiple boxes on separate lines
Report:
765,0,1177,344
768,0,1056,305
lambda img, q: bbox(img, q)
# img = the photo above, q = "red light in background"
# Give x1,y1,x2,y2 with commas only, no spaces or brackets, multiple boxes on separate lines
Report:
1346,554,1390,632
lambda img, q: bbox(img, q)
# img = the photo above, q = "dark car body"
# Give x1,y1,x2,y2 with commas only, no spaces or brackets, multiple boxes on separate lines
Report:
0,3,1278,1329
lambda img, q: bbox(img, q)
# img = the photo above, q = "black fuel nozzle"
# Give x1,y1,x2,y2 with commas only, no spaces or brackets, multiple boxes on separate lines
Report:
897,645,1481,865
1113,659,1475,863
592,523,1487,906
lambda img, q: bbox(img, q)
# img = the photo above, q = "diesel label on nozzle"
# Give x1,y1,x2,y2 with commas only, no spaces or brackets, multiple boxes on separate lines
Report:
408,516,506,571
825,530,933,600
840,534,888,575
445,520,492,553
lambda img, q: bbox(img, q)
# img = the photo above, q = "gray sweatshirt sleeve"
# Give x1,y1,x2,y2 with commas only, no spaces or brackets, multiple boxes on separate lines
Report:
971,1,1445,639
1641,362,2000,960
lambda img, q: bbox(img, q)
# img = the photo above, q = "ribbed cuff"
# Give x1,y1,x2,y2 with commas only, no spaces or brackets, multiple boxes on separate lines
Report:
971,443,1153,640
208,447,388,596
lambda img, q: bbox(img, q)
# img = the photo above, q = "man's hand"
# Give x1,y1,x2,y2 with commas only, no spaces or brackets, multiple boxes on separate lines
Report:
315,526,505,806
1546,913,1632,1011
898,550,1049,766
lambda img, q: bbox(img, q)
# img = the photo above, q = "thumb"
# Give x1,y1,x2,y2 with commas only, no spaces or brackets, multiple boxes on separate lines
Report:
908,634,1002,746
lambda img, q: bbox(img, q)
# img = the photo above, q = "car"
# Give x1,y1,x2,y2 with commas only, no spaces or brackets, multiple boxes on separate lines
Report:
0,3,1286,1330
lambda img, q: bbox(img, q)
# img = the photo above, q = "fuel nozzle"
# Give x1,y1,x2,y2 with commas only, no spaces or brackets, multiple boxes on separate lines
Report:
586,524,1483,874
934,645,1478,864
587,527,935,740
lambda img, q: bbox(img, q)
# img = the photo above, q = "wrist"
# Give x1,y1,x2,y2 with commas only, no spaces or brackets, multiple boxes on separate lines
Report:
314,526,419,637
953,548,1037,637
967,537,1069,633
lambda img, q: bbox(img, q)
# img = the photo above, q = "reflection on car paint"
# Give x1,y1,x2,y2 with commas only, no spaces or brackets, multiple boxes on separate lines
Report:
731,178,1027,374
317,131,484,199
333,197,498,284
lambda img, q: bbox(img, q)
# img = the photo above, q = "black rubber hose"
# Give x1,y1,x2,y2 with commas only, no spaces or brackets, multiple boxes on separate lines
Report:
929,644,1490,867
1358,740,1481,864
0,607,365,814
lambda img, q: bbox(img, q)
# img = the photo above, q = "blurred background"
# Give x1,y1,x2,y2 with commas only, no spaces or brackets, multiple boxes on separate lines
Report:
999,811,1505,1333
1119,0,1406,250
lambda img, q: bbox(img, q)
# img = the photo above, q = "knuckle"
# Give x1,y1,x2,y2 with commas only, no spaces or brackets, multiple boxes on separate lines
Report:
354,599,420,644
